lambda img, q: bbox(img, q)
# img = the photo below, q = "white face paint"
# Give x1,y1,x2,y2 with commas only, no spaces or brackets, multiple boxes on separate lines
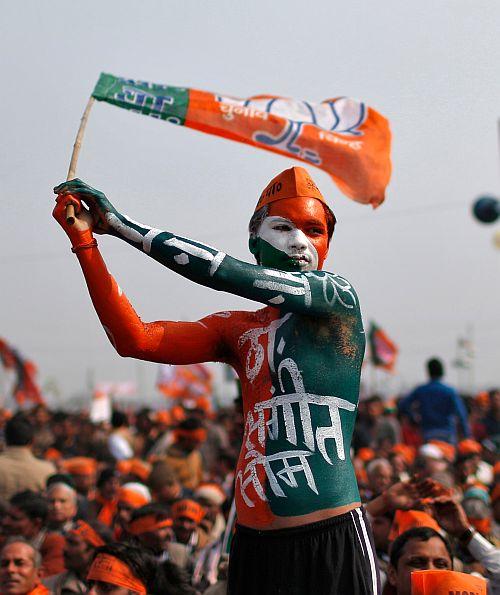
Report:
257,216,319,271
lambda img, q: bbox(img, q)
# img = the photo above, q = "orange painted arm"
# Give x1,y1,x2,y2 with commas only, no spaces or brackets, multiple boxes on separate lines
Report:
74,245,227,364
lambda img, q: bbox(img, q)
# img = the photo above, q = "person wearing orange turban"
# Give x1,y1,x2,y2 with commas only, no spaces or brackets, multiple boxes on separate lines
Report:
54,166,376,594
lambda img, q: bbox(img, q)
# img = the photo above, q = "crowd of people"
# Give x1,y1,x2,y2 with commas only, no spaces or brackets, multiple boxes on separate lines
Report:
0,360,498,595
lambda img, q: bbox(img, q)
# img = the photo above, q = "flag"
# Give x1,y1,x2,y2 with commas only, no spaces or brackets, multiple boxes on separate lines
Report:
368,322,398,372
157,363,212,401
0,338,44,405
92,73,392,207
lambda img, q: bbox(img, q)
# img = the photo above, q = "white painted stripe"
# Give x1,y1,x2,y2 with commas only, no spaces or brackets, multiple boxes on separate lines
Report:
142,228,163,253
163,237,215,262
356,508,378,595
106,213,143,243
253,280,306,295
268,295,285,305
209,252,226,276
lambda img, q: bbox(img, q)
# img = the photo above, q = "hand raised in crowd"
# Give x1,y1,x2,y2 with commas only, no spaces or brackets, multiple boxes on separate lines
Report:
431,495,470,538
366,477,450,517
53,178,118,237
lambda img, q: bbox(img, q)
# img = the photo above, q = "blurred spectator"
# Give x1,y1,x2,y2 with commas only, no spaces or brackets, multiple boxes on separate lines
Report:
88,469,120,527
46,483,78,533
114,483,151,539
148,463,193,508
0,415,55,502
2,490,65,576
162,419,206,490
44,520,112,594
128,504,190,570
86,542,158,595
107,411,134,461
399,358,471,444
366,458,394,498
0,538,48,595
172,500,208,554
62,458,97,500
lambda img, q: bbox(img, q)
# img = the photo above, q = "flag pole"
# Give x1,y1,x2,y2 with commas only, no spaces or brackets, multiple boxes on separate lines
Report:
65,96,96,225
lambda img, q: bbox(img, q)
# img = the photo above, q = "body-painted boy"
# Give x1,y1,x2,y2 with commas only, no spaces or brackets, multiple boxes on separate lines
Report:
53,166,379,594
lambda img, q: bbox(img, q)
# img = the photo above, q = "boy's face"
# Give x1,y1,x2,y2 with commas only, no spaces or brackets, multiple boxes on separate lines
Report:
251,197,330,271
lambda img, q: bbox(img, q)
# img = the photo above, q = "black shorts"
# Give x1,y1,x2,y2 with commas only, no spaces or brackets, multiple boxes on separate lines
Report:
228,507,380,595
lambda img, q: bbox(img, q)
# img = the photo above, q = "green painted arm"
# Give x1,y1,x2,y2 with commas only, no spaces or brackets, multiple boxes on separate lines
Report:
54,180,360,318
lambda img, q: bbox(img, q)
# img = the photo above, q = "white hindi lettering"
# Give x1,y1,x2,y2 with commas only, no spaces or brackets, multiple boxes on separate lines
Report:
238,354,356,506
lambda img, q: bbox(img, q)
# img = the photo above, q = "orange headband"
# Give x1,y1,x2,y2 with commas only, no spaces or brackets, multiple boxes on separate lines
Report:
174,428,207,443
87,553,146,594
118,488,149,509
70,520,105,548
171,499,205,524
128,514,173,536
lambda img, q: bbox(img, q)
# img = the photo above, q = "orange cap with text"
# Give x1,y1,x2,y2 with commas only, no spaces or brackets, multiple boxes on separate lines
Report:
255,166,333,216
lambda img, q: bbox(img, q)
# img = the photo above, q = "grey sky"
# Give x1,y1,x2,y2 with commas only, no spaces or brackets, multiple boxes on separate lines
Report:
1,0,499,406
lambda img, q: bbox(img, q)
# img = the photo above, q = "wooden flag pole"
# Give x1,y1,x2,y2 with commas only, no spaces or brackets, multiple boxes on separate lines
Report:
65,96,96,225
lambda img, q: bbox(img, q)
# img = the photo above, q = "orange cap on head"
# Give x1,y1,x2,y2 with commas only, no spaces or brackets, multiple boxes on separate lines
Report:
457,439,482,456
255,166,334,218
389,509,441,541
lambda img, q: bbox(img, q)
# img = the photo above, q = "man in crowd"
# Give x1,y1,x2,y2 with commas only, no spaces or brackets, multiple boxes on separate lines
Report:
107,411,134,461
386,527,453,595
0,539,48,595
62,458,98,501
171,500,208,555
162,419,206,490
46,483,78,534
2,491,65,576
45,520,111,594
399,358,471,444
128,504,189,569
0,415,55,503
147,463,192,509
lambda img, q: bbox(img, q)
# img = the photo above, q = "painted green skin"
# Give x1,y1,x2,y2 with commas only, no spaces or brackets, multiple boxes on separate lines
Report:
55,179,365,516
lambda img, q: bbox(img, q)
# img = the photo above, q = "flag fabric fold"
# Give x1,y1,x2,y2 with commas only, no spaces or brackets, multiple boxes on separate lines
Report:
0,338,44,405
92,73,392,207
156,363,212,401
368,322,398,372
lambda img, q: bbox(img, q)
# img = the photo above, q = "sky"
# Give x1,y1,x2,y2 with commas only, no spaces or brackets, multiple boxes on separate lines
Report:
1,0,499,407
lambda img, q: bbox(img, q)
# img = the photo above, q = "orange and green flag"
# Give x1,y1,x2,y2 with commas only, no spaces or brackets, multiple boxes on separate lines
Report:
368,322,398,372
92,73,392,207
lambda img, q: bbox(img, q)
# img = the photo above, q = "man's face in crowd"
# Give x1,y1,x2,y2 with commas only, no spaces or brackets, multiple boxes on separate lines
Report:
154,482,181,505
72,473,96,496
136,524,173,554
63,533,93,575
173,515,197,544
2,508,39,540
47,486,77,524
369,464,393,495
0,542,41,595
252,197,330,272
116,502,134,528
388,537,452,595
100,476,120,501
